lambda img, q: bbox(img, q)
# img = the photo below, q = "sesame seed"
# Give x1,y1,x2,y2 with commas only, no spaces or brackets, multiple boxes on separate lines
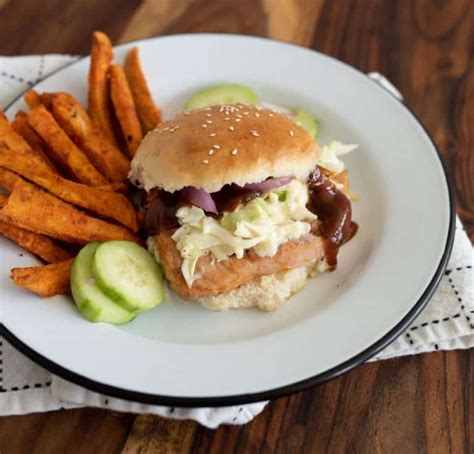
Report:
206,120,212,124
209,133,216,137
229,126,235,131
250,130,259,137
235,114,243,118
269,113,274,117
231,148,238,155
289,130,294,137
243,111,249,115
208,149,214,155
174,125,180,130
205,107,212,111
205,113,212,117
235,118,241,122
223,117,230,121
201,124,208,128
184,111,190,116
213,144,220,149
255,112,260,117
202,159,209,164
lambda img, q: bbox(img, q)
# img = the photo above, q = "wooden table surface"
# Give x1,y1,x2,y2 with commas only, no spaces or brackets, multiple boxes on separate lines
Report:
0,1,472,452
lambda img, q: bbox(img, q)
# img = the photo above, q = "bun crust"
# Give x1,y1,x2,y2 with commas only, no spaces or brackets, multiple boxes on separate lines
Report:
130,104,319,192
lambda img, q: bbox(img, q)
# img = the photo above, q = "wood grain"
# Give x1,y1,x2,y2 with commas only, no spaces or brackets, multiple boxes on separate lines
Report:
262,0,325,45
0,1,472,453
0,0,140,55
0,408,134,454
122,415,199,453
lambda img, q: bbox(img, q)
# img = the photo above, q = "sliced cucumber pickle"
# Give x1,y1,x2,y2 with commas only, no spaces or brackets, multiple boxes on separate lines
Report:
91,241,163,312
185,84,259,109
71,242,137,325
291,108,319,139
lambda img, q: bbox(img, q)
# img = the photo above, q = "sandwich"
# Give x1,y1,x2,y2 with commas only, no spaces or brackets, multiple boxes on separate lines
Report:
129,104,356,311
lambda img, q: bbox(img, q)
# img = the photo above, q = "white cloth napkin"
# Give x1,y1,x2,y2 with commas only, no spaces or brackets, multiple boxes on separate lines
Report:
0,56,472,429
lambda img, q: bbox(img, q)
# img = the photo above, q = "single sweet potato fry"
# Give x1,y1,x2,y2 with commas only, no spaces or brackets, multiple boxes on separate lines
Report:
1,183,136,244
0,220,72,262
24,90,41,109
12,111,58,173
12,111,48,152
0,168,26,192
98,182,129,193
0,221,72,263
124,47,161,133
0,112,55,174
0,195,73,262
27,105,108,186
46,92,130,183
11,259,73,297
109,64,143,157
88,31,118,147
0,147,138,231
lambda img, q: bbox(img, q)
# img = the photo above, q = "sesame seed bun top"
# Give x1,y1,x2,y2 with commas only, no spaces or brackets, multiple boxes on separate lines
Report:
129,104,319,193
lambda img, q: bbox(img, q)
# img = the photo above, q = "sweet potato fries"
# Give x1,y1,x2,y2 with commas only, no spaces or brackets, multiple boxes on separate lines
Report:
0,30,161,298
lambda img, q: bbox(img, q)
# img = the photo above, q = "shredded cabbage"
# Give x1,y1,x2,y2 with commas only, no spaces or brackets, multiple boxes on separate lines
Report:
172,180,317,287
317,141,358,174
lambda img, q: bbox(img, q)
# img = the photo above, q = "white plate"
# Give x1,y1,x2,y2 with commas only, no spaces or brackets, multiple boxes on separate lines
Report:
0,34,454,406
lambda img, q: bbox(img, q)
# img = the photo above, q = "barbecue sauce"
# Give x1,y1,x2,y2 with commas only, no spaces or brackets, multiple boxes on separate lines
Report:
212,184,259,213
307,166,357,269
144,189,181,234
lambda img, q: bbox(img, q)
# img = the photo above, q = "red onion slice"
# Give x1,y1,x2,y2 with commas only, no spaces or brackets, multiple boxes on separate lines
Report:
244,176,292,192
181,187,218,214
